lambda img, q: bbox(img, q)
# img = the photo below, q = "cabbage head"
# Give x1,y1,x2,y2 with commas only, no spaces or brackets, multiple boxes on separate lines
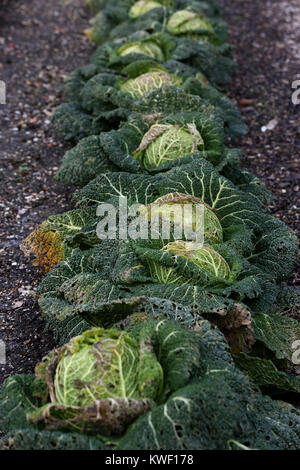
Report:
138,192,223,243
164,240,230,278
28,328,163,435
148,240,231,285
167,10,216,42
133,123,204,171
2,318,300,449
119,70,182,99
129,0,163,18
117,40,165,61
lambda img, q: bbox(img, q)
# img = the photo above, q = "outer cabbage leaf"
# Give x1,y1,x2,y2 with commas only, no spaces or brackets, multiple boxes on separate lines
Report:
252,313,300,364
62,63,102,101
52,101,129,142
270,285,300,318
221,164,273,207
0,374,108,449
118,372,300,450
85,6,129,44
55,135,119,186
0,429,107,450
21,207,99,271
0,375,44,432
171,37,235,87
234,353,300,396
73,172,160,206
247,217,298,282
52,102,104,142
78,72,130,115
39,296,90,345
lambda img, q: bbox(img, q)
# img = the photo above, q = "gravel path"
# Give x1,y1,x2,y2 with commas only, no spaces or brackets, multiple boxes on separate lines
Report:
0,0,299,385
220,0,299,289
0,0,95,384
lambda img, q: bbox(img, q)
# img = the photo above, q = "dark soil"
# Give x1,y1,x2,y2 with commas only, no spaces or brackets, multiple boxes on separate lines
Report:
0,0,95,385
220,0,299,289
0,0,299,386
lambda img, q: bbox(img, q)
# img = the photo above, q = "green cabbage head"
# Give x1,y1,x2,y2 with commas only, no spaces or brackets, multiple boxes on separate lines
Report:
147,240,231,285
167,10,216,42
28,328,163,435
133,123,204,171
119,70,182,99
129,0,163,18
138,192,223,243
164,240,230,278
117,40,165,61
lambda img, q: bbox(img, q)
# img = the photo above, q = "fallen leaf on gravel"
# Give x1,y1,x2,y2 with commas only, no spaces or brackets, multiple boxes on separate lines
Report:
261,118,279,132
238,98,255,106
12,301,23,309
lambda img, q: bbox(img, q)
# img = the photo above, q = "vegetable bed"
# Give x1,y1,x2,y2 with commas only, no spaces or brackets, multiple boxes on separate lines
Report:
1,0,299,450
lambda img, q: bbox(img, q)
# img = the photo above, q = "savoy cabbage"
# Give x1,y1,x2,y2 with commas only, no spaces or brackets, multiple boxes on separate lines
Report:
85,0,226,46
10,0,300,451
53,59,246,144
1,318,300,450
24,159,292,277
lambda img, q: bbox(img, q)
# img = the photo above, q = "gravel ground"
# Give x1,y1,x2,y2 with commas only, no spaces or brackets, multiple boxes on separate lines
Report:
0,0,299,386
0,0,95,384
220,0,299,289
